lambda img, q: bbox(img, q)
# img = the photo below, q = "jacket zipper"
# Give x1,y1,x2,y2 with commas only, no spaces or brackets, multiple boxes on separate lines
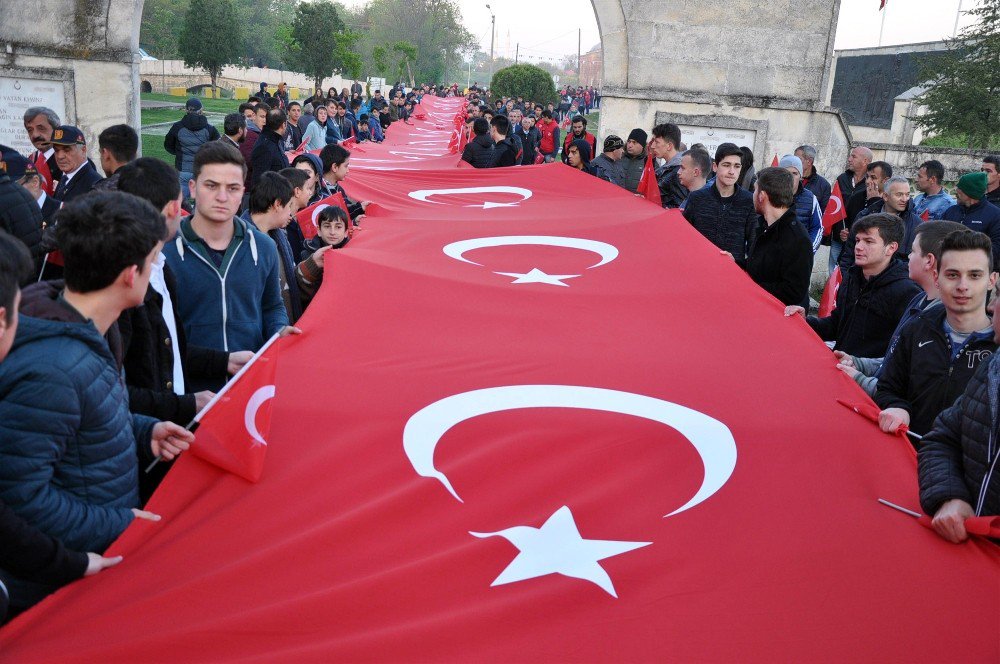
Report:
180,235,243,352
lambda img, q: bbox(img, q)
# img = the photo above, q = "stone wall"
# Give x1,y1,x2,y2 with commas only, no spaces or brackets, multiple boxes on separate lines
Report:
139,60,358,99
868,143,994,181
0,0,139,162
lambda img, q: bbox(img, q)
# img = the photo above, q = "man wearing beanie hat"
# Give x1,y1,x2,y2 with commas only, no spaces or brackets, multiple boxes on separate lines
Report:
779,154,823,252
591,135,626,188
943,171,1000,270
164,98,220,200
621,128,648,194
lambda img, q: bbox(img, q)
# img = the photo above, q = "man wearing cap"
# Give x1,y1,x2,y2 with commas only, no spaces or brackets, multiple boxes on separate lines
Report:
621,129,648,194
0,148,44,265
590,136,626,188
943,171,1000,270
47,127,103,204
17,163,61,226
164,98,220,199
22,107,62,196
779,154,823,252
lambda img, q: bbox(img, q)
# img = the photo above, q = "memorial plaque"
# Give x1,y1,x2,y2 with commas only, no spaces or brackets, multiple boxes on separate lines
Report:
677,125,757,157
0,77,67,155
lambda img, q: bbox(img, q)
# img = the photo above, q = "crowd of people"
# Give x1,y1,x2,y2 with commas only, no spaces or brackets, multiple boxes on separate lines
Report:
0,81,997,625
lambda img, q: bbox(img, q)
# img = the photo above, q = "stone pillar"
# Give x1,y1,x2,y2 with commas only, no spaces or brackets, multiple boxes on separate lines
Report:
0,0,141,162
591,0,852,179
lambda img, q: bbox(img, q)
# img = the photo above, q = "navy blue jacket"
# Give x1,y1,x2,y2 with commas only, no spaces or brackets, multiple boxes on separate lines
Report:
249,129,290,188
681,183,756,261
0,285,155,553
942,199,1000,271
802,170,832,217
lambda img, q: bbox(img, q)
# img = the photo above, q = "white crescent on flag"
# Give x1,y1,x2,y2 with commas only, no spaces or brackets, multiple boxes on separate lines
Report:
402,385,737,518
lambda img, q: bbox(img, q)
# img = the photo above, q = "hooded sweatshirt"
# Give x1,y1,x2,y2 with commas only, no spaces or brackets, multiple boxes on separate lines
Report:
164,113,221,173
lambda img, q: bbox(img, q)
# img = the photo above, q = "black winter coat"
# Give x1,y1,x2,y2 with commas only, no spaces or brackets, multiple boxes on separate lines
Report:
876,307,996,437
461,134,494,169
0,176,44,265
681,183,756,261
53,163,103,203
803,170,832,216
249,129,290,188
490,136,517,168
621,151,646,194
919,354,1000,518
807,259,921,357
0,498,87,588
744,209,814,306
656,162,688,209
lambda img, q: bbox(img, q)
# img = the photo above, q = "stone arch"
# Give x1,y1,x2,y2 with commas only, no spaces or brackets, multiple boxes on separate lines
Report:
0,0,143,157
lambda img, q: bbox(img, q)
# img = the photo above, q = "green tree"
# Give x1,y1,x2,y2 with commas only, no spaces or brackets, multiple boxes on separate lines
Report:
288,1,363,91
232,0,297,69
392,41,418,87
178,0,242,91
913,0,1000,149
140,0,188,59
490,64,558,106
354,0,474,84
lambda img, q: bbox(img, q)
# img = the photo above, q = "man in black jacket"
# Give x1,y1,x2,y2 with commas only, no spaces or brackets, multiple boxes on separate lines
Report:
876,230,996,440
918,309,1000,543
829,146,872,271
488,116,517,168
0,149,44,267
741,167,813,306
838,162,894,270
787,213,921,358
47,126,104,203
249,108,290,188
682,143,757,262
461,118,494,169
650,123,687,208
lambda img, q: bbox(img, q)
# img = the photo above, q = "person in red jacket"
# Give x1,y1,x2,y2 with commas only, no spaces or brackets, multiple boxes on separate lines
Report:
535,110,561,163
561,115,597,165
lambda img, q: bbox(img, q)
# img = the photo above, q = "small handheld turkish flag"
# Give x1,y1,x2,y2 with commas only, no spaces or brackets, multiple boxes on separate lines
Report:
341,136,357,149
637,152,661,205
920,209,930,222
818,266,841,317
771,154,779,167
189,334,280,482
295,194,352,240
822,180,847,234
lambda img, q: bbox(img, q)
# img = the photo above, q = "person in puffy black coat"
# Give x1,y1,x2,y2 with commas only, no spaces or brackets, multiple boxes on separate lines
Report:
742,167,814,307
918,350,1000,543
0,150,44,266
681,143,757,262
801,214,921,358
488,116,517,168
249,109,291,188
461,118,494,169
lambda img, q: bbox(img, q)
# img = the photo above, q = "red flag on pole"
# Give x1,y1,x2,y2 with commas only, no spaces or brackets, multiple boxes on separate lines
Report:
822,180,847,234
818,266,841,317
295,193,352,240
880,0,887,9
920,209,930,222
637,152,661,205
771,154,779,167
187,335,280,482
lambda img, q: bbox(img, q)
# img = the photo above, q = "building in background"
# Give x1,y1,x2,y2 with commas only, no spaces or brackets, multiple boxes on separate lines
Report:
579,44,602,88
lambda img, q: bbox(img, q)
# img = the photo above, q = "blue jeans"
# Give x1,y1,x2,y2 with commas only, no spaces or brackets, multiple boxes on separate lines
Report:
179,171,193,201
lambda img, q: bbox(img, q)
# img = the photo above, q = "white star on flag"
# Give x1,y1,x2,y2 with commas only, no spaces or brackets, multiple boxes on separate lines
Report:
470,506,651,598
493,268,581,287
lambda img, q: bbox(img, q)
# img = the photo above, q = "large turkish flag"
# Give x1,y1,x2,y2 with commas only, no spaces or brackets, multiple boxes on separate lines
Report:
1,107,996,663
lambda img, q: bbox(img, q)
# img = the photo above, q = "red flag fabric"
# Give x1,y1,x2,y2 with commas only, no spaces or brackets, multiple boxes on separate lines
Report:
918,514,1000,538
880,0,887,9
341,136,357,149
836,398,913,441
30,151,55,196
636,151,661,205
187,341,278,482
920,209,930,222
1,98,996,663
295,193,351,240
818,265,841,317
822,180,847,233
770,153,779,167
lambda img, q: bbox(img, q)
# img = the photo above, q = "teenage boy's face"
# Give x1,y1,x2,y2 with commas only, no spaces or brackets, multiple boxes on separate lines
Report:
936,249,996,316
853,228,893,269
715,155,742,188
907,235,928,282
192,163,245,224
321,220,347,245
333,159,350,182
294,162,318,190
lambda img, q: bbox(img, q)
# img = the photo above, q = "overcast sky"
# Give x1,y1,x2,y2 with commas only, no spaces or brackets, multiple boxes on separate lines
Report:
339,0,982,60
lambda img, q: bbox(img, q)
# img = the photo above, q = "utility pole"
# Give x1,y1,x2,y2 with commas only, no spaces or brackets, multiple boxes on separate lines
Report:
486,4,496,84
577,28,582,85
515,43,519,64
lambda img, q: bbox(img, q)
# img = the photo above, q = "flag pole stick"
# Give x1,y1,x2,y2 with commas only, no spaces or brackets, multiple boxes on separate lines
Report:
878,3,888,47
145,331,282,474
952,0,964,38
878,498,923,519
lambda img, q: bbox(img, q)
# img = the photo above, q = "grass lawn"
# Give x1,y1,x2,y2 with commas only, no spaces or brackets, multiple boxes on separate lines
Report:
141,92,239,115
141,133,173,164
140,93,237,163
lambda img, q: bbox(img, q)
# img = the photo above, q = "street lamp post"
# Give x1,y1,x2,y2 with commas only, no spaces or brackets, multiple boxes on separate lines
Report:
486,4,496,86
